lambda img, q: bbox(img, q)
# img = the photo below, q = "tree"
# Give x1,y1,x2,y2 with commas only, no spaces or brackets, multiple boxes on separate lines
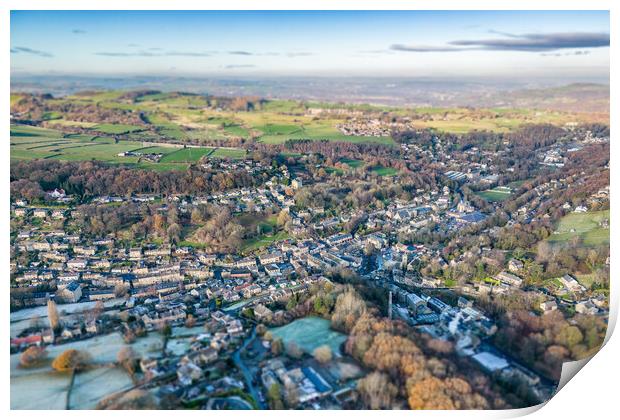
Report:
267,383,284,410
117,346,139,377
52,349,90,372
114,283,130,298
556,325,584,349
167,223,181,244
406,376,489,410
284,381,299,407
160,323,173,338
256,324,267,336
29,316,45,331
271,338,283,355
276,209,290,228
185,314,196,328
357,372,398,409
97,389,158,410
19,346,47,368
313,345,332,364
331,286,367,332
286,342,303,359
47,299,61,334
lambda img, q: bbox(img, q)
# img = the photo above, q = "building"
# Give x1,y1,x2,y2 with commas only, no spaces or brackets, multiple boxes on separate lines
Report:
559,274,586,292
575,301,598,315
57,282,82,303
539,300,558,313
259,252,284,266
494,271,523,287
508,259,524,273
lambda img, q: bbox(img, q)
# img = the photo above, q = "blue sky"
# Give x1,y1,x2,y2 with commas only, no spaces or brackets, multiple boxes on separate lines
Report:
10,10,610,80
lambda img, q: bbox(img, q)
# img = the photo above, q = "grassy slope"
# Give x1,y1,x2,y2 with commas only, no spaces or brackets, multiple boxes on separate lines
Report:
547,210,610,246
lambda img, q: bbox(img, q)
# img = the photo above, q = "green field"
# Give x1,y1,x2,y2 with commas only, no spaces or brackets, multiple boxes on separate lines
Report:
10,124,244,169
340,158,364,168
256,123,303,136
547,210,610,247
92,123,145,135
210,148,247,159
222,124,250,137
159,147,214,163
370,165,398,176
242,231,290,253
476,186,513,202
269,317,346,356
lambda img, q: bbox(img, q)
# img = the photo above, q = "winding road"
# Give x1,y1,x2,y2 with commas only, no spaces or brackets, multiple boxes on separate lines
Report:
232,327,265,409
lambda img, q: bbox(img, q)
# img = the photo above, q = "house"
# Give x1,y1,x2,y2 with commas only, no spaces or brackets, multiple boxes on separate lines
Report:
254,304,273,322
559,274,586,292
87,289,116,301
325,233,353,247
366,233,388,249
129,248,143,259
235,256,258,271
186,347,218,366
92,259,111,270
264,264,282,278
575,301,598,315
33,209,49,218
74,246,97,256
51,209,66,219
508,259,524,273
14,208,29,217
47,188,66,199
540,300,558,313
291,179,303,189
226,319,243,336
67,258,88,270
494,271,523,287
57,281,82,303
177,362,203,386
259,252,284,266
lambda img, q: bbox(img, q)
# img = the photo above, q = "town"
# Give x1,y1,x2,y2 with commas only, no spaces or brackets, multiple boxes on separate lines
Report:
10,92,610,409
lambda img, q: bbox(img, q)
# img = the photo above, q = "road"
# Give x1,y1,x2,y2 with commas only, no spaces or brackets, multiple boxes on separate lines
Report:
232,327,265,409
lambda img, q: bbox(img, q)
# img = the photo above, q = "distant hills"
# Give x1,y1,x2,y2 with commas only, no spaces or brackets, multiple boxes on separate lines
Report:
475,83,609,114
10,75,608,114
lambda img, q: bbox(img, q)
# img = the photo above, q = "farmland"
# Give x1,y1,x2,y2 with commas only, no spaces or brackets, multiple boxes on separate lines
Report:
547,210,610,247
11,89,608,160
10,124,244,170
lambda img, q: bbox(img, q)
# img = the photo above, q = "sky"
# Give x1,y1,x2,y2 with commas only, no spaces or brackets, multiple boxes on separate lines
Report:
10,10,610,81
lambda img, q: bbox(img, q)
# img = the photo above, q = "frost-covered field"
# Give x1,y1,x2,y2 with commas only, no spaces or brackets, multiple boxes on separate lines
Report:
269,316,346,356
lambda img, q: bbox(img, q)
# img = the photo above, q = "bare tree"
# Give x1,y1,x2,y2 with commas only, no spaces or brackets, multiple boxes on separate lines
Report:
313,345,333,364
47,299,61,334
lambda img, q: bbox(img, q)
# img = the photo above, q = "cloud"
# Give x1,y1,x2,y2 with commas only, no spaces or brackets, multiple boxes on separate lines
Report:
228,50,253,56
390,44,464,52
165,51,213,57
391,32,610,53
285,52,313,57
94,50,212,57
10,46,53,57
72,29,86,34
450,32,609,51
225,64,256,69
95,51,158,57
358,49,394,55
